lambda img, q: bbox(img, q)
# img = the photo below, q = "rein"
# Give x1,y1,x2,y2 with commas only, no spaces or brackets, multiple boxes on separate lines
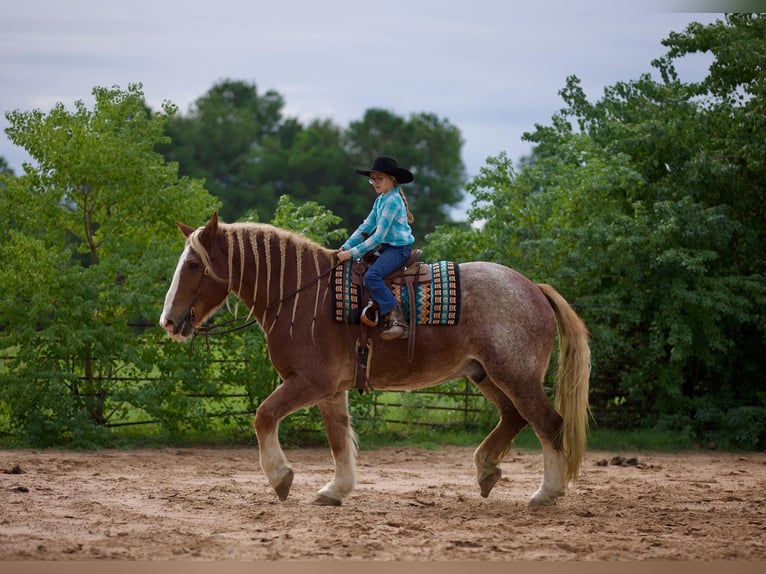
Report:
191,258,343,349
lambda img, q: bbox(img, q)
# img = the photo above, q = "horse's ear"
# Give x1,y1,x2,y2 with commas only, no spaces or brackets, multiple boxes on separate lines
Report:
196,212,220,247
207,212,219,235
176,222,196,237
176,213,219,241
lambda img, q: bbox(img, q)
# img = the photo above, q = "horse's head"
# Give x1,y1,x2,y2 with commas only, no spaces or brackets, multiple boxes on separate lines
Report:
159,213,230,342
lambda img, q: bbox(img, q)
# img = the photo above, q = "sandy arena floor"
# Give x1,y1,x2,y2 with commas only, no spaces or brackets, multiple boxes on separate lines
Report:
1,445,765,560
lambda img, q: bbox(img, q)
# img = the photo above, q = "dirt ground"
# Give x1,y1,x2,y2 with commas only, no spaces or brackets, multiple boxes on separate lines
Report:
1,445,765,561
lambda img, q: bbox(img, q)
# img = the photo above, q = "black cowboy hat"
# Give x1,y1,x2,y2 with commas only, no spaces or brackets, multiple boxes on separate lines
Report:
355,156,414,184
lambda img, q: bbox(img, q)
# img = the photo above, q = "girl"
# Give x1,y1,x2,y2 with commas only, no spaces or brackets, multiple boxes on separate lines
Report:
336,156,415,340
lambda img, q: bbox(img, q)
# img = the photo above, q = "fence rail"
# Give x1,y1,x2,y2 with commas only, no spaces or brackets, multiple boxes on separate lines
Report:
96,385,490,430
1,350,630,437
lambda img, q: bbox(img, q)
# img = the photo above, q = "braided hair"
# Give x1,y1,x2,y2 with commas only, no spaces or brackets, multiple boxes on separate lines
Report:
396,184,415,224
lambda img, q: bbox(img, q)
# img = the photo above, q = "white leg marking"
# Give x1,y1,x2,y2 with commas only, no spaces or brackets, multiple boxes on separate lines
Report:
529,444,567,507
258,429,291,488
317,432,358,501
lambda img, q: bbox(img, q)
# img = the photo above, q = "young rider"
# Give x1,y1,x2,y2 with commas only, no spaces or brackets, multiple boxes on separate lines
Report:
336,156,415,340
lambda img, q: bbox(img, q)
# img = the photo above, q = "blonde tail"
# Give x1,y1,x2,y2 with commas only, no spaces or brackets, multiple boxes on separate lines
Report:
537,283,591,483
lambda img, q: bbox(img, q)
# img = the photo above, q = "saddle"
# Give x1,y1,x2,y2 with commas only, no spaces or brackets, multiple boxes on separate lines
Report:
350,248,426,392
351,248,427,323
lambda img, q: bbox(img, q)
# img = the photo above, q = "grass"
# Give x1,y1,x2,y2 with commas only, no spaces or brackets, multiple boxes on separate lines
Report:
0,420,699,452
97,421,697,453
88,397,761,453
584,427,697,452
354,425,698,453
0,393,703,452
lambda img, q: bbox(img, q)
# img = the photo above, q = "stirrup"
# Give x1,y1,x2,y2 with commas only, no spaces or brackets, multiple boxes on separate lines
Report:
360,301,379,327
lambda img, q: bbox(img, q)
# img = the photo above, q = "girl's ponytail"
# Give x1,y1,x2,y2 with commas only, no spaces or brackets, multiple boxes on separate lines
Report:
398,188,414,224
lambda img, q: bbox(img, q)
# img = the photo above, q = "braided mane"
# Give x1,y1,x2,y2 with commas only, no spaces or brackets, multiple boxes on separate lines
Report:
188,222,335,336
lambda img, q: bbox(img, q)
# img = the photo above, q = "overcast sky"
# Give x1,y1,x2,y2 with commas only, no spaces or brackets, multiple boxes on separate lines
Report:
1,1,724,192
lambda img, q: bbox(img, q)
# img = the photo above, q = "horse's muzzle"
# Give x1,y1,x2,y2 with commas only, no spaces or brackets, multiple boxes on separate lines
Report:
159,308,195,341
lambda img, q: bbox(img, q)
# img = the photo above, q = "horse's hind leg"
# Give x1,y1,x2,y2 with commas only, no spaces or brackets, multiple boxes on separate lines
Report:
506,382,567,507
482,361,568,506
473,378,529,498
531,437,568,507
313,391,357,506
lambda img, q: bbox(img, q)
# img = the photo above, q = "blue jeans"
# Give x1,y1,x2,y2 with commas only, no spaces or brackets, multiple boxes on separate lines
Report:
364,244,412,316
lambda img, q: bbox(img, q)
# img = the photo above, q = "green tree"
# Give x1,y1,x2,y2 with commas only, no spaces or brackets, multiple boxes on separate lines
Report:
160,86,466,241
427,15,766,447
0,84,219,445
268,194,346,246
0,157,13,176
346,108,466,241
555,14,766,420
159,79,285,222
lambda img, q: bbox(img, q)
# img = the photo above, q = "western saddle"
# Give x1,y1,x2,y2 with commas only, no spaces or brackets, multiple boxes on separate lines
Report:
349,248,425,392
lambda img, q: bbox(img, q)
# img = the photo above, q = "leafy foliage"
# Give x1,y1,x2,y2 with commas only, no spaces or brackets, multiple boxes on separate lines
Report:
0,84,219,445
268,194,347,247
3,16,766,450
427,15,766,449
159,81,466,242
0,81,434,447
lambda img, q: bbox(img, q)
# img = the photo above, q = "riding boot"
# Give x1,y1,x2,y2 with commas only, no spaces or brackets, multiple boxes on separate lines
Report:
381,303,408,340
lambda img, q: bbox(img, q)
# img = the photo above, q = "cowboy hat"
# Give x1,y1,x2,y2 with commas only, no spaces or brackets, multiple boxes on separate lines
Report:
355,156,414,184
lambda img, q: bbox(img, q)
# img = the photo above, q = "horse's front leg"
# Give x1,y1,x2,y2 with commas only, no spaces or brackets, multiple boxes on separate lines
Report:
313,391,357,506
254,378,330,502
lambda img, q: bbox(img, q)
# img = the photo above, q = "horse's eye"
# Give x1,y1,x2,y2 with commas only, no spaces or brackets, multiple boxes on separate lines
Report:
188,262,200,271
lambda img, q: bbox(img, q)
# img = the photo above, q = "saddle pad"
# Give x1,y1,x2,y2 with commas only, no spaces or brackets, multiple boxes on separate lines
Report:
399,260,461,325
333,260,460,326
333,260,361,323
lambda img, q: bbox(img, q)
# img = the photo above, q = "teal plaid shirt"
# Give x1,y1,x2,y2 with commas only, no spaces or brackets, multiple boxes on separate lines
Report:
342,188,415,259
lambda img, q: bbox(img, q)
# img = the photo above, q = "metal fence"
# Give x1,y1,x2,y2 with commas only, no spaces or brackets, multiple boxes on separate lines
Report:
1,350,626,436
99,381,491,431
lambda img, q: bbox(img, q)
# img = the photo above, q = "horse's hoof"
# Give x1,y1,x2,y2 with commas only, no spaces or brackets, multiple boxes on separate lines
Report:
478,468,502,498
528,494,558,508
274,469,294,501
312,494,342,506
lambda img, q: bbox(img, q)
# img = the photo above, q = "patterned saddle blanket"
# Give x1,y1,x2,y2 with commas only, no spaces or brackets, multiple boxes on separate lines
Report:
333,260,461,326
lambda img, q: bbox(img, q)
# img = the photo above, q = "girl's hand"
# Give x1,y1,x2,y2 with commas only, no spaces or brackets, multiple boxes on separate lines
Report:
336,249,352,262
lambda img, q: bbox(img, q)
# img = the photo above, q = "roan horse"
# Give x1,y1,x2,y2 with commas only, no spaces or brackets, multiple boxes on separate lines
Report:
159,213,590,507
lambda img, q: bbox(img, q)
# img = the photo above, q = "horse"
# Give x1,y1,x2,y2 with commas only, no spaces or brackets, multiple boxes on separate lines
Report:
159,213,590,507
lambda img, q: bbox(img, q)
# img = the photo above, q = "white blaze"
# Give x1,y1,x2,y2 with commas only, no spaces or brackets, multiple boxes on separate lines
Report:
159,244,191,329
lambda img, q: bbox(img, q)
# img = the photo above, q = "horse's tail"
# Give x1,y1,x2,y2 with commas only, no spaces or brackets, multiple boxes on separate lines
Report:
537,283,591,483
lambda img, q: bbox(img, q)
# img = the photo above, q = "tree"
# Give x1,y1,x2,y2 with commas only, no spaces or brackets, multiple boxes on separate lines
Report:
555,14,766,419
0,156,13,176
0,84,219,445
252,118,361,228
427,15,766,447
160,87,466,242
159,79,285,222
346,109,466,241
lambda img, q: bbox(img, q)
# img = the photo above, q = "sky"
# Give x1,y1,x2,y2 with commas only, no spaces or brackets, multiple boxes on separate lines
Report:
1,0,726,208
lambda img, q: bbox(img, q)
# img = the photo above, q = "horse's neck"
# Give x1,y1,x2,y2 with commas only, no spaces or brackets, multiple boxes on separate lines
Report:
227,226,333,329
